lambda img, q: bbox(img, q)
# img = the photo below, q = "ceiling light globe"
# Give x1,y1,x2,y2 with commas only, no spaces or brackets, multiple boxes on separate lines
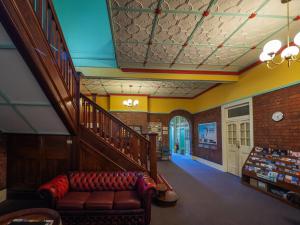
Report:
259,51,274,62
280,46,299,59
127,99,132,106
133,100,139,106
263,40,282,54
294,32,300,46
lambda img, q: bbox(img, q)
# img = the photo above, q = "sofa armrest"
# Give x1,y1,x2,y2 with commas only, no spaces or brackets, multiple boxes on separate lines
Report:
136,174,156,225
38,175,69,207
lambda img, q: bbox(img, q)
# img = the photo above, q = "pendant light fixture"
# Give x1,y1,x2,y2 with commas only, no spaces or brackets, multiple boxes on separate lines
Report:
259,0,300,68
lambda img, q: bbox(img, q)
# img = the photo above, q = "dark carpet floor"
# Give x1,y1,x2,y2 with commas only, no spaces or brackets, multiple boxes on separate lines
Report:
0,154,299,225
151,154,300,225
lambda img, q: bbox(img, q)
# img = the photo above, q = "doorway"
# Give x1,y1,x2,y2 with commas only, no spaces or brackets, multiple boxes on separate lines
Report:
222,98,254,176
169,116,191,156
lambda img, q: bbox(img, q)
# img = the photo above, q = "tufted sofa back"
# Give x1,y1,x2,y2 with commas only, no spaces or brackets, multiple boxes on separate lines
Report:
68,171,143,192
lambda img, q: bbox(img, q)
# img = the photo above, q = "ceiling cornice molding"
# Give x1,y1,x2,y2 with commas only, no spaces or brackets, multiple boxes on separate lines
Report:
121,68,240,75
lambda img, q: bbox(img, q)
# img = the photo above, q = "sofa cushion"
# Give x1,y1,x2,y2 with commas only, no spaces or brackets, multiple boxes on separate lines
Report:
69,171,141,191
113,191,141,210
56,192,90,209
85,191,115,210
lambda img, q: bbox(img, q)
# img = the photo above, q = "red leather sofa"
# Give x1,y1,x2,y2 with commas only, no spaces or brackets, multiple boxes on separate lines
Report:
38,171,156,225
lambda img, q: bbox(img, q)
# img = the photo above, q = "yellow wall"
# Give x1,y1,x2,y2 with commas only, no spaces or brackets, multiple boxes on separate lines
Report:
109,95,148,112
148,98,193,113
96,96,109,111
93,61,300,114
191,61,300,113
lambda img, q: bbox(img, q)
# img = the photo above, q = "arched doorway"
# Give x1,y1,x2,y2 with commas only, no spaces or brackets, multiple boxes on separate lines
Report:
169,116,191,156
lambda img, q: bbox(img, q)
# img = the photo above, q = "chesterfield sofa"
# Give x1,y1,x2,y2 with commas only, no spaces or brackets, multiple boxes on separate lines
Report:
38,171,156,225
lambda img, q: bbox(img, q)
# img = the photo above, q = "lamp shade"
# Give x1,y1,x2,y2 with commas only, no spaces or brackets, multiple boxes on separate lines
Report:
280,46,299,59
263,40,282,54
259,51,274,62
133,100,139,106
294,32,300,46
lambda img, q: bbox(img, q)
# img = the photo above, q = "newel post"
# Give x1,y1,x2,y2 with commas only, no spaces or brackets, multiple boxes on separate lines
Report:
148,133,158,182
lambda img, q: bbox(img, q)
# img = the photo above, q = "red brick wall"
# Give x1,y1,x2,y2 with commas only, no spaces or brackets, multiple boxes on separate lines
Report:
192,107,222,165
0,134,7,190
111,112,148,133
253,84,300,151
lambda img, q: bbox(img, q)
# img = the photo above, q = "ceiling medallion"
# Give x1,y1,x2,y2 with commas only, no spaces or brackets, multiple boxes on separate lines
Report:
123,99,139,107
259,0,300,68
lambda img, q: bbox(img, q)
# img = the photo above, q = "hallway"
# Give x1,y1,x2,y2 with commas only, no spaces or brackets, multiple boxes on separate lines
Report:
151,154,300,225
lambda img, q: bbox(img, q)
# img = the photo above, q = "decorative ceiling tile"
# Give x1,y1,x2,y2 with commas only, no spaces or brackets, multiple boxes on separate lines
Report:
160,0,211,11
222,65,241,72
176,45,214,64
231,48,261,67
211,0,266,14
112,11,154,42
108,0,299,72
190,15,245,45
197,64,227,70
81,78,218,97
116,43,147,63
147,44,181,63
153,13,199,44
257,21,300,48
111,0,158,9
258,0,300,17
226,18,286,47
205,47,248,65
171,63,197,70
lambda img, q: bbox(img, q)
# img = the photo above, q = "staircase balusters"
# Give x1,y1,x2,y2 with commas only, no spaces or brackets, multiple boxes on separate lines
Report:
79,94,151,172
29,0,78,108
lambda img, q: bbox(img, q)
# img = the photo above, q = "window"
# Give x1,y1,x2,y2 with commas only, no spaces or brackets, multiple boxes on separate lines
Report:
228,105,249,118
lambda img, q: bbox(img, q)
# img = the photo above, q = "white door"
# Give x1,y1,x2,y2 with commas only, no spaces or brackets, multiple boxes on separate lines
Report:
238,120,252,176
227,122,239,176
227,119,252,176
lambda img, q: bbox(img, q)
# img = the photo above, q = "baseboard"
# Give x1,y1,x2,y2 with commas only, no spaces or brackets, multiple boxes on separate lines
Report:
0,189,7,203
192,155,224,172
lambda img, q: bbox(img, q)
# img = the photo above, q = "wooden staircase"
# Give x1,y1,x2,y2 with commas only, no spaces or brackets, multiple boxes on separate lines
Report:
1,0,177,205
79,94,158,181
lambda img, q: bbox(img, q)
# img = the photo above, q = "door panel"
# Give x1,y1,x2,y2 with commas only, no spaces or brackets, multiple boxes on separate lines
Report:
227,123,239,176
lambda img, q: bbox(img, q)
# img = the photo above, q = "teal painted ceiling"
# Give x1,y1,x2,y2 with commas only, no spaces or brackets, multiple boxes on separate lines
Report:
52,0,116,68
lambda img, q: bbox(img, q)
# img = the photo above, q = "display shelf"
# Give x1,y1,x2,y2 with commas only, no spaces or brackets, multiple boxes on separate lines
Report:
242,146,300,207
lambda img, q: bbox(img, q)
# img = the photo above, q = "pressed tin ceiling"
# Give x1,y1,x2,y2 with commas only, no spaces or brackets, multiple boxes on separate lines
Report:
80,78,217,98
108,0,300,72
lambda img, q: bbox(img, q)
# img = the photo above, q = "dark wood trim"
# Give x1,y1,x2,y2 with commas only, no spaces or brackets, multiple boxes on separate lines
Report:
0,0,79,134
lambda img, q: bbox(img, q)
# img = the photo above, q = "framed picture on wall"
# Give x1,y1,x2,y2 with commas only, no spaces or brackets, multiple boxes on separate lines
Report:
198,122,217,149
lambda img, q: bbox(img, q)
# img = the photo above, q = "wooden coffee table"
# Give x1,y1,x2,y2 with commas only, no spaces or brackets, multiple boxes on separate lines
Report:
0,208,61,225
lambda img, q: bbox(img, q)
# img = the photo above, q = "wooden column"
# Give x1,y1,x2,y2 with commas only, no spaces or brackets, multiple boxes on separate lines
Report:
148,133,158,182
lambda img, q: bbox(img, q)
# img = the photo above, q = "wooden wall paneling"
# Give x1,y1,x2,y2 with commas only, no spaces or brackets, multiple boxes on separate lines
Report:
0,134,7,190
79,140,123,172
7,134,74,191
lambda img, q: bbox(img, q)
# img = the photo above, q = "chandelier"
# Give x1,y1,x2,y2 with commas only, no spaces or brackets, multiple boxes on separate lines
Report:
123,99,139,107
259,0,300,68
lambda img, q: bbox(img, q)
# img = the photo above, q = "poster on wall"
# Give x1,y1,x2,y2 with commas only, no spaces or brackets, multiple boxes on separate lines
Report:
198,122,217,150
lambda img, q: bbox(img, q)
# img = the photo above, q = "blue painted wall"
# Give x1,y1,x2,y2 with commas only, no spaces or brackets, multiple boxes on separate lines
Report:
52,0,116,68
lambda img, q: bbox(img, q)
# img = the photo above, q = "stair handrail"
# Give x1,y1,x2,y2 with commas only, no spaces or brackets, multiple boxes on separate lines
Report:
80,94,150,143
28,0,79,108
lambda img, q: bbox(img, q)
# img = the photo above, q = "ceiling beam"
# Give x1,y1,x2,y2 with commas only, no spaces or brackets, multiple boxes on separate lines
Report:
76,67,239,83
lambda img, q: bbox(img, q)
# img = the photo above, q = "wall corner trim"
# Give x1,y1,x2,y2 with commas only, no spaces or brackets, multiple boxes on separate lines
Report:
0,189,7,203
192,155,224,172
